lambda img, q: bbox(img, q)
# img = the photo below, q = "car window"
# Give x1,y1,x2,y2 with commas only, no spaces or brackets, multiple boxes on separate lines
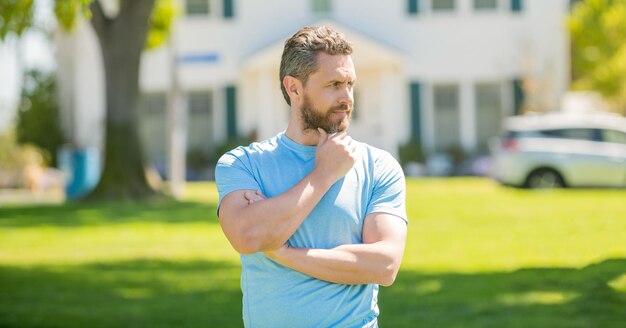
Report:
508,128,601,141
538,128,600,141
602,129,626,145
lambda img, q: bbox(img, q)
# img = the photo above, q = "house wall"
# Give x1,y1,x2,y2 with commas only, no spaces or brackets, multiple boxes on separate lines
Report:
57,0,570,171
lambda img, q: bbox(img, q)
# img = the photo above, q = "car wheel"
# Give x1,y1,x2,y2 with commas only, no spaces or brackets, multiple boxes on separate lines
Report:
525,169,565,189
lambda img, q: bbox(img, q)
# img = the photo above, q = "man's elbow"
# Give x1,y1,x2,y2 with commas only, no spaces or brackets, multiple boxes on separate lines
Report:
223,228,263,255
227,230,283,255
377,266,400,287
232,243,259,255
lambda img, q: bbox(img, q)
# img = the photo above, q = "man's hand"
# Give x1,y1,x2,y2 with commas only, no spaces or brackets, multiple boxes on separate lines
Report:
314,128,357,185
244,190,266,204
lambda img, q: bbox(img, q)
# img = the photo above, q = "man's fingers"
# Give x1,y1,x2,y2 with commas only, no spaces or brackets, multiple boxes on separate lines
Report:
330,131,347,140
244,190,266,204
317,128,328,146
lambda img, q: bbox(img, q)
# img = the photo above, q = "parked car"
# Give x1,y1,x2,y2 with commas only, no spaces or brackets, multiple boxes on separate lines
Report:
490,113,626,188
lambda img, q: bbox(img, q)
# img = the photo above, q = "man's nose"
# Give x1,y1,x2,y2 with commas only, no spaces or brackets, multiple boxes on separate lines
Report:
338,88,353,106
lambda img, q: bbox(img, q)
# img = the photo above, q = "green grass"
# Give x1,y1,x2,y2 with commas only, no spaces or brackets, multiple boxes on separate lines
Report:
1,178,625,327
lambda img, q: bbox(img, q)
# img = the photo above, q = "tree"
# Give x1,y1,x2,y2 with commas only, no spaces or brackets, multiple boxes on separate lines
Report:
568,0,626,115
1,0,176,200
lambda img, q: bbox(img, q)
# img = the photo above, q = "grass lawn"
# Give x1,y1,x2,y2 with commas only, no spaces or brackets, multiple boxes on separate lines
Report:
1,178,625,327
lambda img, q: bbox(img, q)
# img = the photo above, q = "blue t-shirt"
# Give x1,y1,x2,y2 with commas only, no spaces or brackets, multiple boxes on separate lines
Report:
215,132,407,328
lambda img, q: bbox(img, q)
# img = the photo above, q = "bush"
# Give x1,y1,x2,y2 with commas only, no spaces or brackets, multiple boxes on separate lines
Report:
398,138,425,167
211,135,254,164
16,70,65,167
0,128,48,188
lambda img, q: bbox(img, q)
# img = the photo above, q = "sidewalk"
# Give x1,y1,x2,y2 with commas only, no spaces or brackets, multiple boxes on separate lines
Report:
0,188,65,206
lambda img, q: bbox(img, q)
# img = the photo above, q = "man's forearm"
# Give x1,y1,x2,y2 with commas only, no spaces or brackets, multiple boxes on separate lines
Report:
265,242,403,286
222,169,334,254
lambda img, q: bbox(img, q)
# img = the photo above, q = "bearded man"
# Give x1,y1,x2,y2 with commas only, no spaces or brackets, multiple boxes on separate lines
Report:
215,26,407,328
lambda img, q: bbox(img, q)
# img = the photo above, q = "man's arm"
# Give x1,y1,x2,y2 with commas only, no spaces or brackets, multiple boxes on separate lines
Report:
218,130,356,255
264,212,407,286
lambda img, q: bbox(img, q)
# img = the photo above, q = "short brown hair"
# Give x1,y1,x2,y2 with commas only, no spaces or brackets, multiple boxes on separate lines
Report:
279,26,353,105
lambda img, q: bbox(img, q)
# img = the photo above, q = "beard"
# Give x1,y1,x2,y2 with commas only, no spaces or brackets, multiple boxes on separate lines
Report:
300,93,353,134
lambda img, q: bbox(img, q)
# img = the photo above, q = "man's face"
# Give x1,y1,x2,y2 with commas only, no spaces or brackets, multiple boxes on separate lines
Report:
299,53,356,134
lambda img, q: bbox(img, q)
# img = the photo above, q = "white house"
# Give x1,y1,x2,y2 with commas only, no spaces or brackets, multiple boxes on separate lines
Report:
56,0,571,177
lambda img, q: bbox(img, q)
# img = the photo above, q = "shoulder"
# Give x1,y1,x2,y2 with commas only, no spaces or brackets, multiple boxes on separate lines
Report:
357,142,402,170
218,135,281,166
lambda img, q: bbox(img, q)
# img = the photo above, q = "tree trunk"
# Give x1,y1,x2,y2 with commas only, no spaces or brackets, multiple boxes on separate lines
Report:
86,0,158,200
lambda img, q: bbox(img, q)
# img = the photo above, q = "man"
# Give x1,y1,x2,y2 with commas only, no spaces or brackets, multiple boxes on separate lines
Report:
215,26,407,328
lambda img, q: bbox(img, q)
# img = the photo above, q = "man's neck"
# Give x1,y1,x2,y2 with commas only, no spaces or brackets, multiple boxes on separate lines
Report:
285,122,319,146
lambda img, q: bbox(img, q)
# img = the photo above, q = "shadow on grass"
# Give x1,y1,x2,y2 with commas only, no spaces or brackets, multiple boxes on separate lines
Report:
381,258,626,328
0,200,218,228
0,259,243,328
1,258,624,328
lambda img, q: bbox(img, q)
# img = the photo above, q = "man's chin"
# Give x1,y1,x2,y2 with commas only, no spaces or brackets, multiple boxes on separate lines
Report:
324,124,349,134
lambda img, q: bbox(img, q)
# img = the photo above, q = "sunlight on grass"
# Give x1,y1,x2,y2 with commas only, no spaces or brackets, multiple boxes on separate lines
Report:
608,274,626,292
116,287,154,299
497,291,580,306
402,178,626,273
410,279,442,295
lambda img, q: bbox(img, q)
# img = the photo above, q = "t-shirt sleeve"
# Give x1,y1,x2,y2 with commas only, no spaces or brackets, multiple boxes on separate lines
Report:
215,147,262,210
365,152,408,224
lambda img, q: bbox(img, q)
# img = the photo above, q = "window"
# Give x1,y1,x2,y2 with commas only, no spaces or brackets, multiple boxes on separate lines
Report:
474,0,497,10
535,129,601,142
601,129,626,145
139,92,167,164
407,0,420,15
433,84,460,152
351,89,359,121
187,90,214,161
312,0,332,14
432,0,455,11
140,92,166,115
186,0,209,16
188,91,213,114
475,83,502,153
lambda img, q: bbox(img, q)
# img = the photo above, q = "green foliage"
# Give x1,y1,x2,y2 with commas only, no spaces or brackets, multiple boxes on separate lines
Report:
0,128,48,187
0,128,47,170
53,0,92,31
568,0,626,113
186,148,211,170
0,0,35,40
211,135,254,164
146,0,179,49
16,70,65,166
398,138,424,167
2,0,176,48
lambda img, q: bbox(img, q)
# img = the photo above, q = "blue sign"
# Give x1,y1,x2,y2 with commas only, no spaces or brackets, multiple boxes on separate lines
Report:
178,53,220,64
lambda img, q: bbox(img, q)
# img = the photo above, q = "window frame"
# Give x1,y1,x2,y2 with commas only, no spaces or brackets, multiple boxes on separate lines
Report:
185,0,210,16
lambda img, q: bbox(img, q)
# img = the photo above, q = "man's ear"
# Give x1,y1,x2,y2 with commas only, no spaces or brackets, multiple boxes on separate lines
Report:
283,76,302,103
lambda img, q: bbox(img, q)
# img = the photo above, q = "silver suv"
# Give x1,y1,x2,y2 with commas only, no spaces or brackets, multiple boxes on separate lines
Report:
490,113,626,188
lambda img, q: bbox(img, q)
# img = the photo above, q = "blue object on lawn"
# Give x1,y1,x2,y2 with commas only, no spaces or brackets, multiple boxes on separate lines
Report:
58,147,101,200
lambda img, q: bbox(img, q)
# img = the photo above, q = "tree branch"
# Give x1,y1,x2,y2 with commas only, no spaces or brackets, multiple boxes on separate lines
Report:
89,0,109,40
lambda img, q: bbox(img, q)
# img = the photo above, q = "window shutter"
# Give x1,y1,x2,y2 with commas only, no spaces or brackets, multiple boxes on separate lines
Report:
223,0,234,18
225,85,237,138
512,78,524,115
408,0,419,15
511,0,523,12
410,82,422,141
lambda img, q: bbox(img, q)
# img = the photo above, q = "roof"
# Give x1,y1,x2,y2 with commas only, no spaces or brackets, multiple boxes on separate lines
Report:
504,113,626,133
242,20,406,72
